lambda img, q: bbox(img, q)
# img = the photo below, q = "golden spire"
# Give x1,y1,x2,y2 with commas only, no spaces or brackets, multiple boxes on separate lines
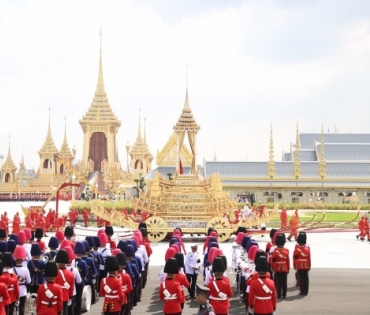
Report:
79,29,120,125
136,108,142,141
39,108,58,155
59,117,73,160
2,135,17,171
293,122,302,180
95,26,106,97
267,123,276,179
318,122,327,181
174,66,200,133
144,117,147,144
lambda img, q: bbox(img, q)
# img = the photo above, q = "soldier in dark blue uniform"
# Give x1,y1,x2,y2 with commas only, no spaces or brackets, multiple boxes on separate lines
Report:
82,240,97,305
92,236,104,300
74,241,88,315
27,243,46,293
126,244,140,308
44,236,59,262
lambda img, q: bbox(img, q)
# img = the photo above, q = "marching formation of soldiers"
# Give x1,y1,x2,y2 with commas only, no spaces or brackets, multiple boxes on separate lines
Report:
232,227,311,315
0,221,152,315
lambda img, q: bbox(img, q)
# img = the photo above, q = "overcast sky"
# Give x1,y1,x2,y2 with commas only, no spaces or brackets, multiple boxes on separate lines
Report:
1,0,370,171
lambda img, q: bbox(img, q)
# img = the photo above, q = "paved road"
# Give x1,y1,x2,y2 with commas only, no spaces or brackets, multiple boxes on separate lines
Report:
88,266,369,315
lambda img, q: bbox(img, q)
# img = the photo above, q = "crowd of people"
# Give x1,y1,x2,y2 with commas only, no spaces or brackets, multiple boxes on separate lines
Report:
0,223,152,315
231,227,311,315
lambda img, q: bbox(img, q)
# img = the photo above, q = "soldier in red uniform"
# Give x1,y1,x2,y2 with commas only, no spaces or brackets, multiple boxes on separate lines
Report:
271,234,290,299
248,256,277,315
207,257,233,315
131,209,137,221
280,208,287,228
55,249,75,315
173,253,190,310
83,207,89,227
0,261,10,315
1,252,20,315
100,256,125,315
25,215,34,231
115,252,133,315
105,226,116,250
159,258,182,315
356,214,369,241
287,212,299,241
35,228,46,252
294,232,311,296
36,261,63,315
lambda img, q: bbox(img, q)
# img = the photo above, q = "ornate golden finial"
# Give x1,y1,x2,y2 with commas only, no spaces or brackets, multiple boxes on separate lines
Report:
144,117,147,143
318,122,327,182
293,122,302,180
267,123,276,179
136,108,142,141
184,64,189,110
95,27,106,96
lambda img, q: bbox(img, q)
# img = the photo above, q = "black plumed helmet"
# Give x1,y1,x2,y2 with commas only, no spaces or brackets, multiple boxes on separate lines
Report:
116,252,127,266
254,250,266,265
297,232,307,245
174,253,184,268
0,260,3,276
276,234,285,246
105,226,114,236
139,228,148,238
55,249,69,264
64,226,74,237
3,252,13,267
255,256,269,272
164,258,178,274
44,261,58,278
218,255,227,272
35,228,43,239
0,229,6,239
236,226,247,234
269,228,277,239
212,257,225,273
105,256,119,272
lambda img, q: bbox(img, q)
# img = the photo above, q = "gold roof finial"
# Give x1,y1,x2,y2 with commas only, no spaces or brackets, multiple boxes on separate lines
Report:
267,123,276,179
95,26,106,96
136,108,142,141
184,63,189,110
293,122,302,180
144,117,147,143
2,135,17,171
318,122,327,181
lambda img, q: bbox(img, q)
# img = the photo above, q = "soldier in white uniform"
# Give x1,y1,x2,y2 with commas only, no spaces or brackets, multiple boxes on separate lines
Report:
13,245,31,315
185,244,201,298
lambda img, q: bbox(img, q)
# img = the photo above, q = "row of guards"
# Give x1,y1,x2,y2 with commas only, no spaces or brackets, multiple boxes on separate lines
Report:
0,222,152,315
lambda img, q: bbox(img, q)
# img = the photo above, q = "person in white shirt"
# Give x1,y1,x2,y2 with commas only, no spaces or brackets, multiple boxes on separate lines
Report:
13,245,31,315
185,244,201,298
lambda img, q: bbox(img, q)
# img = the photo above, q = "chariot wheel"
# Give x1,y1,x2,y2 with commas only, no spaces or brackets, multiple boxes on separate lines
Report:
206,217,232,242
145,216,168,242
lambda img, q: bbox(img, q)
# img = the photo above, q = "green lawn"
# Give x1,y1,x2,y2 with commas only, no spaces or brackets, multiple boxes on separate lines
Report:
269,212,360,223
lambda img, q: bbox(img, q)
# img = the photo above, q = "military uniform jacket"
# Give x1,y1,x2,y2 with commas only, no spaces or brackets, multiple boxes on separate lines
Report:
0,283,9,315
55,268,74,302
125,263,135,288
159,278,182,314
293,245,311,270
98,247,111,271
0,271,19,304
173,273,189,303
196,302,215,315
272,248,290,272
99,276,124,313
74,258,87,286
27,259,46,287
89,251,103,275
43,250,57,262
13,265,31,297
248,276,276,314
117,271,133,305
207,277,233,314
36,282,63,315
82,256,97,283
129,261,140,285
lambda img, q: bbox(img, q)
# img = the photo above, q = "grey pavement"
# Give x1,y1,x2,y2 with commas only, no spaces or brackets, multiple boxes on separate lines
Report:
88,266,370,315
